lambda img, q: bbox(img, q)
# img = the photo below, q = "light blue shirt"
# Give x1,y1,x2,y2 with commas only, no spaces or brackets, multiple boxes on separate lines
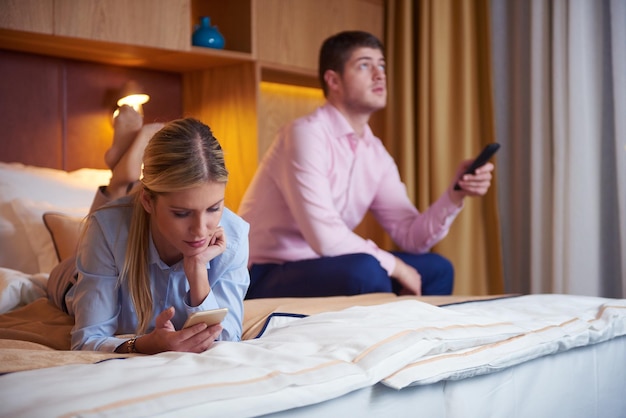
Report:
66,195,250,352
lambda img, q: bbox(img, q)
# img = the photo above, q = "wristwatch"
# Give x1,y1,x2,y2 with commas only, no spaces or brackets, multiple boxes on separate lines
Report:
126,336,138,353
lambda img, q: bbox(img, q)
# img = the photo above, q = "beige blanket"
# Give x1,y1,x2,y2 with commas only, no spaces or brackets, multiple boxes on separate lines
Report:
0,293,505,373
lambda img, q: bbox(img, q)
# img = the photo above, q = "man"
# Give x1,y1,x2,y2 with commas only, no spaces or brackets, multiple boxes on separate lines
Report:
239,30,493,298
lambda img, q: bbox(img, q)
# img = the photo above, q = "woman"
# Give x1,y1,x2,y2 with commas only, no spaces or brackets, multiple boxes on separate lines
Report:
48,112,250,354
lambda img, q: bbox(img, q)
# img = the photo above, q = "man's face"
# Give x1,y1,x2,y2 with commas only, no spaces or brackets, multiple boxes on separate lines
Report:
334,47,387,113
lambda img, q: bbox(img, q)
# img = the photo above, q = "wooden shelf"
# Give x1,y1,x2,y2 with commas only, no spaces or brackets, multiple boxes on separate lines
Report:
0,29,253,73
260,62,319,89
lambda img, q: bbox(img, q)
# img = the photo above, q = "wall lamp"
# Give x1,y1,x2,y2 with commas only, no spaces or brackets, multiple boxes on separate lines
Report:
113,80,150,118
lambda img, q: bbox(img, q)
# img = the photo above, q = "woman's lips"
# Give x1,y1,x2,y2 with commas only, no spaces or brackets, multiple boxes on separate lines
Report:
186,239,207,249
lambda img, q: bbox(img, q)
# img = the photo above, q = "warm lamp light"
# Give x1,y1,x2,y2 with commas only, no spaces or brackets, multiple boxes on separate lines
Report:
113,80,150,117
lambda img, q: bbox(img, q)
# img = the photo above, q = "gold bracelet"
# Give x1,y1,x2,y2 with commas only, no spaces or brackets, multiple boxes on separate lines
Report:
127,336,138,353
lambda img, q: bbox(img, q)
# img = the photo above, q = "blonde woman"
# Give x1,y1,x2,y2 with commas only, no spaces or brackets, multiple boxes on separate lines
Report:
48,110,249,353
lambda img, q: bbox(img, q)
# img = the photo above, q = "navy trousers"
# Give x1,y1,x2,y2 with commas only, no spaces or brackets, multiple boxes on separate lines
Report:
245,252,454,299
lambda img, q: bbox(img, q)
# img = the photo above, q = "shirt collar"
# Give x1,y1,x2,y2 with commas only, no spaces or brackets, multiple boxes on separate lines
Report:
147,230,184,271
322,102,375,147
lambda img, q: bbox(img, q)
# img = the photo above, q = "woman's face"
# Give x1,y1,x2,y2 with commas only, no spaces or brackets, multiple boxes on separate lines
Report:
141,181,226,265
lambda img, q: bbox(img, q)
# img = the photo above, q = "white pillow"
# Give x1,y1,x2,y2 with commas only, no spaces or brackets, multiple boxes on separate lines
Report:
11,199,89,274
0,200,35,274
0,163,110,274
0,162,110,207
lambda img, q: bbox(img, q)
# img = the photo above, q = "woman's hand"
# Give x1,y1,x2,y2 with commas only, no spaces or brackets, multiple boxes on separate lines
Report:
133,307,223,354
183,226,228,306
449,161,494,205
183,226,227,271
205,225,227,261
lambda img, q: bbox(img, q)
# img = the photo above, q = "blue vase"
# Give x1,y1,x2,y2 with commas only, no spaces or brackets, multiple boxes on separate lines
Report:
192,16,225,49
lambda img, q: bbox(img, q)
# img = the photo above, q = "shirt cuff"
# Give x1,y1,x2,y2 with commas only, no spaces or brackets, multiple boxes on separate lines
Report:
378,249,397,276
185,290,220,314
435,188,464,226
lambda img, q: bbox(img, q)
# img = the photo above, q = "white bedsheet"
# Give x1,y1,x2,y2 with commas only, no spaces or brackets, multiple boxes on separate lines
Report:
1,293,625,417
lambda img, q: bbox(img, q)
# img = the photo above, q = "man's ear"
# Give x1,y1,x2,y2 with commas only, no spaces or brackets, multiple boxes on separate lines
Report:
324,70,341,93
140,189,153,214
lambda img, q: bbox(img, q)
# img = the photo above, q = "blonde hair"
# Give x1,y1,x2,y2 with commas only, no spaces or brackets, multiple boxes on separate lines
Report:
121,118,228,334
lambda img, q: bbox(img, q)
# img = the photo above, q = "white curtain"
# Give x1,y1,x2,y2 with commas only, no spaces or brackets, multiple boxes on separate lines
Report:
490,0,625,297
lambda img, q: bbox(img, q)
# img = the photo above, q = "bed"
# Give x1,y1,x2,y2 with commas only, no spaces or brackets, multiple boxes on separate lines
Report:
1,161,625,418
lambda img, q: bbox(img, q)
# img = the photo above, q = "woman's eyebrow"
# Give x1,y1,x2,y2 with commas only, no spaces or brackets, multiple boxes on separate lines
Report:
170,198,225,210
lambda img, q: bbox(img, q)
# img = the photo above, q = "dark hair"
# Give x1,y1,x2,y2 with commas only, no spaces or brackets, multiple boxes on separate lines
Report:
318,31,384,97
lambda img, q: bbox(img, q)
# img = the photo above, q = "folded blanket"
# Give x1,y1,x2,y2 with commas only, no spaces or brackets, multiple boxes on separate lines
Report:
0,293,503,373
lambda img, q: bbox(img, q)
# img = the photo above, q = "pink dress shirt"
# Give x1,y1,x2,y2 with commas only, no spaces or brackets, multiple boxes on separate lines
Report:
238,103,462,274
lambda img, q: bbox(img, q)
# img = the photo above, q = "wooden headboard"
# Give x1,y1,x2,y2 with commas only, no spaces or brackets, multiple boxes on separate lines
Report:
0,49,183,171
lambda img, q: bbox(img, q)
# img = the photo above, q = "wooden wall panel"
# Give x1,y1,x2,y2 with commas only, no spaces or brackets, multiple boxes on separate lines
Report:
258,82,324,159
54,0,191,51
0,0,54,34
0,49,63,168
0,49,183,171
63,60,183,171
183,63,258,212
256,0,384,71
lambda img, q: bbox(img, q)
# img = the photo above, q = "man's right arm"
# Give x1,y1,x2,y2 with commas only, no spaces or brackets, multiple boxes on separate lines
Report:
275,122,396,271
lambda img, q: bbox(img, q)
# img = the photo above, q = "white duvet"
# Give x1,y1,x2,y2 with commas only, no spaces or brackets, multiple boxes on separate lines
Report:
1,291,625,418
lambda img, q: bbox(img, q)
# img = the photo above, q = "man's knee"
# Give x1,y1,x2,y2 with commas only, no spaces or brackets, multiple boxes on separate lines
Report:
423,253,454,295
340,253,391,294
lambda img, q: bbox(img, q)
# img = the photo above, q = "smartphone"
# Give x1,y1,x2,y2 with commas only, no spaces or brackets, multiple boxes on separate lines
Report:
183,307,229,329
454,142,500,190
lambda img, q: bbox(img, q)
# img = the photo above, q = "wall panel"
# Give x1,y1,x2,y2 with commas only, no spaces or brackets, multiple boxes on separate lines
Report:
0,49,182,170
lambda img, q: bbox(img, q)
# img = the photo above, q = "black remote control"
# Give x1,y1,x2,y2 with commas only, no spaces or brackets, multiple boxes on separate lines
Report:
454,143,500,191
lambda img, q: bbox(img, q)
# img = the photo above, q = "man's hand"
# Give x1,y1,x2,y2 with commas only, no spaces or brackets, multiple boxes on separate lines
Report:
449,161,495,205
391,257,422,296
